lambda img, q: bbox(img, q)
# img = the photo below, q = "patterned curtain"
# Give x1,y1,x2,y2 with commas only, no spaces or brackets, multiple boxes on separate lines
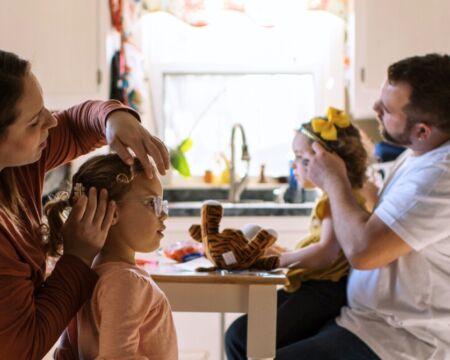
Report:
108,0,348,127
306,0,348,21
142,0,348,27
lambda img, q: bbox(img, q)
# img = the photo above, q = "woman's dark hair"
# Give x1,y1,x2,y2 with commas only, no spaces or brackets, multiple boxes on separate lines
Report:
0,50,30,138
388,53,450,134
301,121,368,189
0,50,31,224
44,154,145,257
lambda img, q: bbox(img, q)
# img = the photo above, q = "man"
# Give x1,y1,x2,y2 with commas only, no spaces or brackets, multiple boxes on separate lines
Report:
277,53,450,359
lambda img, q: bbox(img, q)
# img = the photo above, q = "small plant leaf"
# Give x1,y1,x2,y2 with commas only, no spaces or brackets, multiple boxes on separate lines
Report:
179,137,193,153
170,148,191,177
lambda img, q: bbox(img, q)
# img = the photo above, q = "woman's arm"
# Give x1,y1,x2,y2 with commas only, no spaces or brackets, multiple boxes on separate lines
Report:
44,100,130,171
279,216,341,269
0,184,114,358
44,100,169,178
0,250,97,359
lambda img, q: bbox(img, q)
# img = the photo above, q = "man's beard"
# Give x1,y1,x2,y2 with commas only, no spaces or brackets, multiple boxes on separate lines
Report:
379,121,412,146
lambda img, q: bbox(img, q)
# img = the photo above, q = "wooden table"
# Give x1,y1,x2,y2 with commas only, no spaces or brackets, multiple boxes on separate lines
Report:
146,263,286,360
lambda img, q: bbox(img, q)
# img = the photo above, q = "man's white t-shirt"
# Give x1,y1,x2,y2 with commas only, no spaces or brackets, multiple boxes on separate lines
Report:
337,141,450,360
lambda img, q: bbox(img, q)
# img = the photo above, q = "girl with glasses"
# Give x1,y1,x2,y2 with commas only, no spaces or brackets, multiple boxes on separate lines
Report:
45,153,177,359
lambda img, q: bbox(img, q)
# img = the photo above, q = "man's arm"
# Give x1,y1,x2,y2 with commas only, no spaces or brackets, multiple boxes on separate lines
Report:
327,179,412,269
305,143,412,270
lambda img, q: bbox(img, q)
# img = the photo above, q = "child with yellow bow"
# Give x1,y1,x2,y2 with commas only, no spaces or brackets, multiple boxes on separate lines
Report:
225,107,369,359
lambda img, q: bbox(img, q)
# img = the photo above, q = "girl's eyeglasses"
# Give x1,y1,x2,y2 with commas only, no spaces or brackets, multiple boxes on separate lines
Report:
119,196,169,217
144,196,169,217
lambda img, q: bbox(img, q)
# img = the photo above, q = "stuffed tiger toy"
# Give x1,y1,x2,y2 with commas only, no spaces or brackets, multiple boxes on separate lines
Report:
189,200,280,271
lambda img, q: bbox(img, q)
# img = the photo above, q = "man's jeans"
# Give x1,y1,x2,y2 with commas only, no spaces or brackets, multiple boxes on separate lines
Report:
276,320,380,360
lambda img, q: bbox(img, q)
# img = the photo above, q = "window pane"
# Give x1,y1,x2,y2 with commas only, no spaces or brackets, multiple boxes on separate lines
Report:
164,73,315,177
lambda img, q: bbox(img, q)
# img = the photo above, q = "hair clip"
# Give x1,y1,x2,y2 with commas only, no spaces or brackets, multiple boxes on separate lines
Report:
116,173,132,184
73,182,86,199
299,126,332,152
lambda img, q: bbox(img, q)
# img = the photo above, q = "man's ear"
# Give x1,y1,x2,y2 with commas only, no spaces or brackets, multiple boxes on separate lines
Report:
415,123,432,141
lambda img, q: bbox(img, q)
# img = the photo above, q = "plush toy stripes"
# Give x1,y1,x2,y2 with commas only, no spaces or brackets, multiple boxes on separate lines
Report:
189,200,280,271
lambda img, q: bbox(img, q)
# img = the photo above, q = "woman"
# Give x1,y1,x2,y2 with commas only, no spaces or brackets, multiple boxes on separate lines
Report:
0,49,169,359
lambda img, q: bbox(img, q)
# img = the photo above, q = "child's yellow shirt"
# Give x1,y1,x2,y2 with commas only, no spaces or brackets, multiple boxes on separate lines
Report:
285,190,366,293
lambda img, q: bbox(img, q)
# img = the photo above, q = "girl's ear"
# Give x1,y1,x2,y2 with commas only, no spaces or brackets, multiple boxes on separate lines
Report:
111,207,120,226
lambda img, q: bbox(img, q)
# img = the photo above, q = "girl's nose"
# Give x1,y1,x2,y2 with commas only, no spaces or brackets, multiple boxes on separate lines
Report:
159,212,168,221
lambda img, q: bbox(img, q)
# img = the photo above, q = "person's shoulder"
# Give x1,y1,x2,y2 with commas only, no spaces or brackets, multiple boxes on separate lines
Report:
3,163,44,201
413,140,450,164
313,191,328,206
409,141,450,176
313,191,330,219
95,262,149,281
427,140,450,158
95,262,154,294
352,188,367,207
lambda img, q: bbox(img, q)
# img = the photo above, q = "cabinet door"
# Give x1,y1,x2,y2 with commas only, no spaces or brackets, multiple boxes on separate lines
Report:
349,0,450,119
0,0,108,110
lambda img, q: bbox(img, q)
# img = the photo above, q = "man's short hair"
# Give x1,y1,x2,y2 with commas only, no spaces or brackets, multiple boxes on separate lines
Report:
388,53,450,134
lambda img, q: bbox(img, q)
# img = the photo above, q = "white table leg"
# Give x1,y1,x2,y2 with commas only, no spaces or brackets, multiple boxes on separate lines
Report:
247,285,277,360
220,312,225,360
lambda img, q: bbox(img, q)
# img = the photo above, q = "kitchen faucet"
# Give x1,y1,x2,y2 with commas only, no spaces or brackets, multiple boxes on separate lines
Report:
228,123,251,203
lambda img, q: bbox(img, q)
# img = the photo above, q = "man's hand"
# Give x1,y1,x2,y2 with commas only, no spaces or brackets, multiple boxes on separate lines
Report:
105,111,170,178
303,142,349,191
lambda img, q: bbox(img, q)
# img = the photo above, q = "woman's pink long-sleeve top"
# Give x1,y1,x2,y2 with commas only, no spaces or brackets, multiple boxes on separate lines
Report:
0,100,138,359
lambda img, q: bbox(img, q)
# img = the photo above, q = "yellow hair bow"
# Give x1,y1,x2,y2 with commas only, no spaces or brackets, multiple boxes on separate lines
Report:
311,107,350,141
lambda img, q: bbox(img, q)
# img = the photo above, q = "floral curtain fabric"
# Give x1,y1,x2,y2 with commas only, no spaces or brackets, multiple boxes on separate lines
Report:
107,0,348,125
142,0,348,27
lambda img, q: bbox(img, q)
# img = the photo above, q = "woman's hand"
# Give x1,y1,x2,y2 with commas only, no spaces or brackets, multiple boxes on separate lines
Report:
62,188,116,266
105,111,170,179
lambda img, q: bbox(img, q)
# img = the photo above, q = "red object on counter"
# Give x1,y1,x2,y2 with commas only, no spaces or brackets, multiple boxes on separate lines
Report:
135,258,159,266
163,240,204,263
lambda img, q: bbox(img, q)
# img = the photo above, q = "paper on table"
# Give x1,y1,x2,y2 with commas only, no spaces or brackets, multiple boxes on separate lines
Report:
173,256,214,271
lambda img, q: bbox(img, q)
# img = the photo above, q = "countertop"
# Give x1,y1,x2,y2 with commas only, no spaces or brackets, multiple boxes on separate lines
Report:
165,186,317,216
169,201,314,217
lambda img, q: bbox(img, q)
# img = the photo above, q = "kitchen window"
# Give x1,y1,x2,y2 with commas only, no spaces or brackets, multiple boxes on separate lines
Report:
163,71,316,177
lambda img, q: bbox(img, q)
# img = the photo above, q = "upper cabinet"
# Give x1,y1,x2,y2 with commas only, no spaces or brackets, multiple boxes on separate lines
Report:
0,0,110,110
348,0,450,119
